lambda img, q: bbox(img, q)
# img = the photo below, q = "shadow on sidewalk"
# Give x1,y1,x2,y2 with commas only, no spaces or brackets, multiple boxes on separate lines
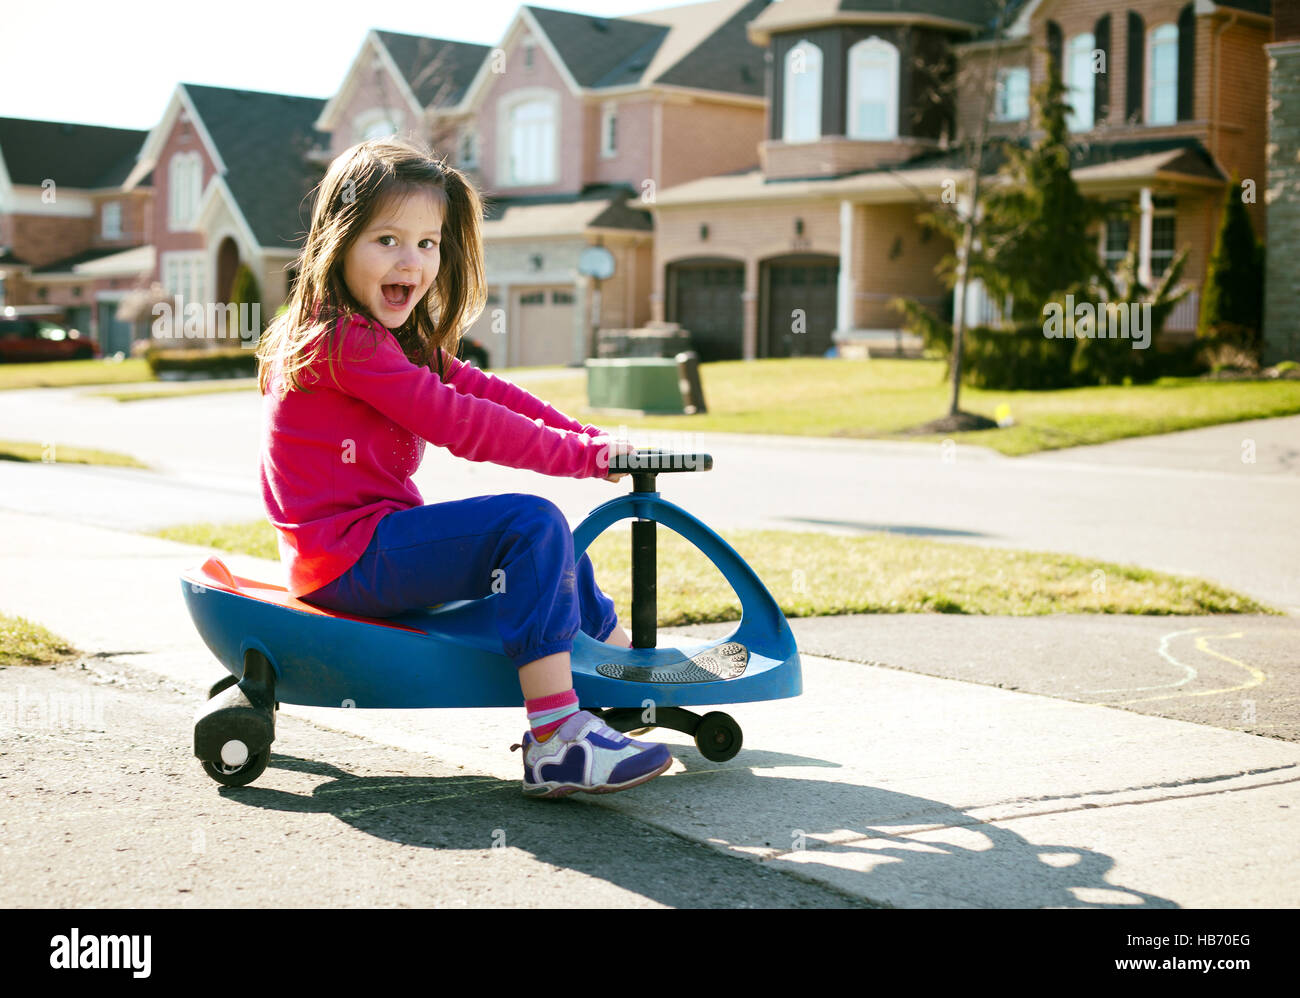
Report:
218,749,1176,909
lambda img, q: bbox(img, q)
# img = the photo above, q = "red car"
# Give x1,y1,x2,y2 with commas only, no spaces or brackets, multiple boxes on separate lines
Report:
0,311,100,363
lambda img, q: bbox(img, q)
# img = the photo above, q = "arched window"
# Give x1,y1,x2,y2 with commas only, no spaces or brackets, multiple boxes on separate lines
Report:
502,93,557,185
783,40,822,143
847,37,899,140
363,118,397,140
1148,24,1179,125
1065,32,1096,131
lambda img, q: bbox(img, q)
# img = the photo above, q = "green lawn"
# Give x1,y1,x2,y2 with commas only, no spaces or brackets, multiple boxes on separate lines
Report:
0,439,149,468
532,358,1300,456
6,355,1300,457
0,612,81,667
151,519,1275,624
90,381,257,402
0,357,155,390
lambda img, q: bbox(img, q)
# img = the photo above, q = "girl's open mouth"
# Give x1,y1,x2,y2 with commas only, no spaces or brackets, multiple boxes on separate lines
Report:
382,284,414,308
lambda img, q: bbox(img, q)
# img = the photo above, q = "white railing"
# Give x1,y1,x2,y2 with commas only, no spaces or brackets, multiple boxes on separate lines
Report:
1164,287,1199,332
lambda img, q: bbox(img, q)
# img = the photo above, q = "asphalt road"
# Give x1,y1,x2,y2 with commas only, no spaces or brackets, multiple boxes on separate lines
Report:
669,614,1300,743
2,380,1298,614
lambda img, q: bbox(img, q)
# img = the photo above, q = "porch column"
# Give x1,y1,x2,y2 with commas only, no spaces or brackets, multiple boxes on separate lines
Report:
742,257,759,360
1138,187,1154,288
494,283,512,368
952,191,971,325
837,199,855,333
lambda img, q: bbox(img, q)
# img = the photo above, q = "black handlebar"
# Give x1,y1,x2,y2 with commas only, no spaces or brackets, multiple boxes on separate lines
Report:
606,449,712,474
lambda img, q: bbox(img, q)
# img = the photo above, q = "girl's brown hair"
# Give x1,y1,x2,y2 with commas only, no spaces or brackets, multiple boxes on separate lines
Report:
256,136,487,397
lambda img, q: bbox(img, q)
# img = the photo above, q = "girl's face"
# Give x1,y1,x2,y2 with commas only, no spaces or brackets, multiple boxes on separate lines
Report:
342,189,444,328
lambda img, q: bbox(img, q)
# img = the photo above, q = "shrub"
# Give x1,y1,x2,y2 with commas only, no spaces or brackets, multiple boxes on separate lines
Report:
144,345,257,378
960,324,1077,390
1199,175,1265,357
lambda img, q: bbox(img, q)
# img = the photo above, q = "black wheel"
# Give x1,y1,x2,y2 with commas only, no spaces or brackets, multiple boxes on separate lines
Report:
694,712,742,762
208,673,238,699
201,743,269,787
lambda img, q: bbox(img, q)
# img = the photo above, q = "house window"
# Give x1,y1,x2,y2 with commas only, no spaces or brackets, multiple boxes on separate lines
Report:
505,95,557,185
601,104,617,158
520,291,544,305
551,290,574,305
363,118,397,140
1103,214,1131,275
460,129,478,167
1065,33,1096,131
847,38,899,140
1151,196,1176,279
102,201,122,240
162,251,207,306
995,67,1031,121
523,36,535,70
783,40,822,143
1148,24,1179,126
168,152,202,231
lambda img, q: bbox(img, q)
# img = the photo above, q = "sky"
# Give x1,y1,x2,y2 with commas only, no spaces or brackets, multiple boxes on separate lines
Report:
0,0,715,131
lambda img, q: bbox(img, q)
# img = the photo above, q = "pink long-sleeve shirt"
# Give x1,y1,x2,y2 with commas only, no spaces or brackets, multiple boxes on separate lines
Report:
259,313,611,597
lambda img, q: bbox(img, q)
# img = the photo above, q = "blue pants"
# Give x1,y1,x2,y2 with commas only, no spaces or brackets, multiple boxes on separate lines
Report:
299,494,619,671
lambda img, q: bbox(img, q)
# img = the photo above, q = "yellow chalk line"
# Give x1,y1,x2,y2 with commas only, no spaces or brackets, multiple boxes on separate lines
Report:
1084,628,1201,695
1109,633,1267,705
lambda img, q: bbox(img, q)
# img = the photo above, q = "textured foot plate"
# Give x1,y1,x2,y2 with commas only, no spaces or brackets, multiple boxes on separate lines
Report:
596,642,749,683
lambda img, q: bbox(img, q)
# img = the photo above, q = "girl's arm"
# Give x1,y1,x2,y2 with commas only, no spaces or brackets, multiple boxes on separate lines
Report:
323,317,610,480
438,349,608,439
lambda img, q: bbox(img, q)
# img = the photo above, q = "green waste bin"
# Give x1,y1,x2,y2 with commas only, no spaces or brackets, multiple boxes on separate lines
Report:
585,357,685,414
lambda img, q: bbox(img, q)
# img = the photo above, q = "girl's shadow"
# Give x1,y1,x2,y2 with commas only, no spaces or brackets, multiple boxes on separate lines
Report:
220,748,1177,909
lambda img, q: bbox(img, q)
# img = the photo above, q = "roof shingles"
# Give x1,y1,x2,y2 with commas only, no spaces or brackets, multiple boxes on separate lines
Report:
0,117,148,189
182,84,328,250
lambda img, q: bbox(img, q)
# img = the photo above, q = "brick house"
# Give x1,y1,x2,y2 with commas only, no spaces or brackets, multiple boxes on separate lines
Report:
121,83,328,345
0,118,152,355
1264,0,1300,362
320,1,771,368
648,0,1277,360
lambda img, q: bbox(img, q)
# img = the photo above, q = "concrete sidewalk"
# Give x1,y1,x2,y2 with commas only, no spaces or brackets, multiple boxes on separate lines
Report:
2,509,1297,908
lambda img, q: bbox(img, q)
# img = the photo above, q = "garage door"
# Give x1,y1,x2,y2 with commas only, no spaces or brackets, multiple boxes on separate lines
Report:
668,261,744,362
514,286,576,368
764,256,838,358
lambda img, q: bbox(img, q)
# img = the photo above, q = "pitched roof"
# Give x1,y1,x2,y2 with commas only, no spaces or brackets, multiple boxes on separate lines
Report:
652,0,769,96
373,31,492,107
0,117,148,189
526,6,670,88
181,84,329,249
750,0,1010,43
481,184,652,237
653,135,1226,205
1218,0,1271,14
522,0,769,96
30,246,142,274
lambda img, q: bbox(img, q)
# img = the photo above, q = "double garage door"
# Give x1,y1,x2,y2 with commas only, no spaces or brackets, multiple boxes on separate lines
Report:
668,257,839,361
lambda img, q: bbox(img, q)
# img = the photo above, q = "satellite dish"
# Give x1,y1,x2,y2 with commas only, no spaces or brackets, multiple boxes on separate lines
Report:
578,245,615,280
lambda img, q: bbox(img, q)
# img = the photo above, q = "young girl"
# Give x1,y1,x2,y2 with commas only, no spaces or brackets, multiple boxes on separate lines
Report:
255,137,671,798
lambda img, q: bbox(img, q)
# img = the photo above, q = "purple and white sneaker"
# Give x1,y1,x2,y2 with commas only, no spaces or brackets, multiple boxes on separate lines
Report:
511,710,673,798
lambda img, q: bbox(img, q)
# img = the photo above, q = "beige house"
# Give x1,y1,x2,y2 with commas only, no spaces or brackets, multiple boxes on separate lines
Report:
650,0,1276,360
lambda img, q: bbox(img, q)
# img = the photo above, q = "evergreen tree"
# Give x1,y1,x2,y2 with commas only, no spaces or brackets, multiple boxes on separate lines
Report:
1198,175,1264,352
228,263,264,337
